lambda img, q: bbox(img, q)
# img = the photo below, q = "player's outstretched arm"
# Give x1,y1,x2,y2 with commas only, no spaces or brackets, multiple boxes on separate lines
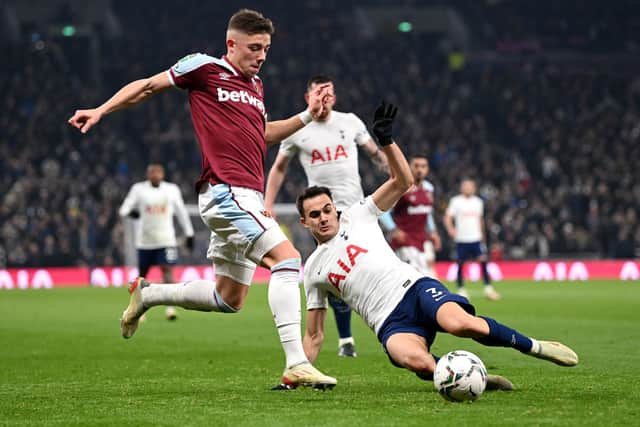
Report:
264,153,291,215
264,83,331,144
370,102,413,212
362,139,389,174
68,71,172,134
303,308,327,364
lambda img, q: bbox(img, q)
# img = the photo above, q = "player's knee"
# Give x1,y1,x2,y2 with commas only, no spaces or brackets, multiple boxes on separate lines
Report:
283,248,301,263
264,242,301,268
391,348,433,373
275,244,301,262
442,316,478,337
402,353,434,373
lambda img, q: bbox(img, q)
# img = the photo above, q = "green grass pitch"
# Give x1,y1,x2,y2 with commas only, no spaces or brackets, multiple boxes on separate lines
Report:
1,280,639,426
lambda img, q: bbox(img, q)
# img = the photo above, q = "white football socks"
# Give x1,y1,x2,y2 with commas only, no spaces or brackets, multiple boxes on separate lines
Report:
338,337,355,347
268,259,308,368
141,280,236,313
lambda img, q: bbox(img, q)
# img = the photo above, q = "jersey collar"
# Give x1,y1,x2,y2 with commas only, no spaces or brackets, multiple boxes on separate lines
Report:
220,55,240,76
221,55,260,82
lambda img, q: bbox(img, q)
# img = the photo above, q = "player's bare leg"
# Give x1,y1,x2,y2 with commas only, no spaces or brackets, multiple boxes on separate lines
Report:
262,240,336,390
386,333,513,391
161,264,178,320
213,275,249,310
386,333,437,374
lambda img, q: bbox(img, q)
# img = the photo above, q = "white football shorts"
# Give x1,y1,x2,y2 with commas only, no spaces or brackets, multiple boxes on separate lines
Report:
198,183,288,285
394,246,429,275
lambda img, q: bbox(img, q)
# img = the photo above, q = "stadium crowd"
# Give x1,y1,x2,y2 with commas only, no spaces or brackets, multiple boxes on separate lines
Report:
1,0,639,267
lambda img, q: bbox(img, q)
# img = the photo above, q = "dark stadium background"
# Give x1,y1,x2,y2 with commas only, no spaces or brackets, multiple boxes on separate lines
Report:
2,0,639,272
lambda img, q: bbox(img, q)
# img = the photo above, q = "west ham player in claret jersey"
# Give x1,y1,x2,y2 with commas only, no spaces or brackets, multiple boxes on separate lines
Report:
380,155,441,278
265,75,388,358
68,9,336,389
298,102,578,389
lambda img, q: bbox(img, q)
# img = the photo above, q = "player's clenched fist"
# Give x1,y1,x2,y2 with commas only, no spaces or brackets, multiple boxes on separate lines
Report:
68,108,103,134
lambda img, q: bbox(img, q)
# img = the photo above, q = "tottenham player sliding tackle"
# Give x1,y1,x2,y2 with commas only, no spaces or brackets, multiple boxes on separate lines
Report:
298,101,578,390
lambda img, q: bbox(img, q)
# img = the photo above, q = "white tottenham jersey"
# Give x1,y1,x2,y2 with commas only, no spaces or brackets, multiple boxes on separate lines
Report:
279,111,372,211
119,181,194,249
445,195,484,243
304,197,423,334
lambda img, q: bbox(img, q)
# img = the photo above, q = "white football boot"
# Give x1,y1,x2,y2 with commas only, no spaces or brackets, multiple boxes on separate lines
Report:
165,306,178,321
483,285,501,301
276,363,337,390
457,287,470,299
528,340,579,366
120,277,149,339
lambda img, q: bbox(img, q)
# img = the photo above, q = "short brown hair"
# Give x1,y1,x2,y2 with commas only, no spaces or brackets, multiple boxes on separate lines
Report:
409,154,428,161
228,9,275,35
296,186,333,217
306,75,332,91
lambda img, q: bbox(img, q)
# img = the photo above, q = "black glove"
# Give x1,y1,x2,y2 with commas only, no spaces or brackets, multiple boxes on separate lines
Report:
185,236,195,251
372,101,398,146
128,210,140,219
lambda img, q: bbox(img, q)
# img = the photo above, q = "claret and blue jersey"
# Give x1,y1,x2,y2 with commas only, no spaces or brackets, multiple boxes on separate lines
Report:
167,53,268,193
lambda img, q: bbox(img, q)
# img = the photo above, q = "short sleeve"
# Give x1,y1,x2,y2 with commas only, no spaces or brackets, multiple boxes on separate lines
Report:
167,53,213,90
349,113,373,146
445,197,457,216
342,196,384,225
304,280,328,310
279,134,300,158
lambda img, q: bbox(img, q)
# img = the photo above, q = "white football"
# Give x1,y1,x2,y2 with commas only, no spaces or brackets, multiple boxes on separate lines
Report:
433,350,487,402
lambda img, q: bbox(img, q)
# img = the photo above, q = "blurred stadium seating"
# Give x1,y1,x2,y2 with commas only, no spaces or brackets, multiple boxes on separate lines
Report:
1,0,639,268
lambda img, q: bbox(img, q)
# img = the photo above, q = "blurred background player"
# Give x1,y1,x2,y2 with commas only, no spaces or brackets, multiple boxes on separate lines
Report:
68,9,337,389
119,164,194,321
380,155,441,278
444,178,500,300
264,75,388,358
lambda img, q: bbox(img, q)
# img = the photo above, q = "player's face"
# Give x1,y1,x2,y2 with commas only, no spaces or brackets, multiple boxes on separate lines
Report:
226,31,271,78
305,82,335,120
147,165,164,186
410,157,429,182
300,194,340,243
461,180,476,196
